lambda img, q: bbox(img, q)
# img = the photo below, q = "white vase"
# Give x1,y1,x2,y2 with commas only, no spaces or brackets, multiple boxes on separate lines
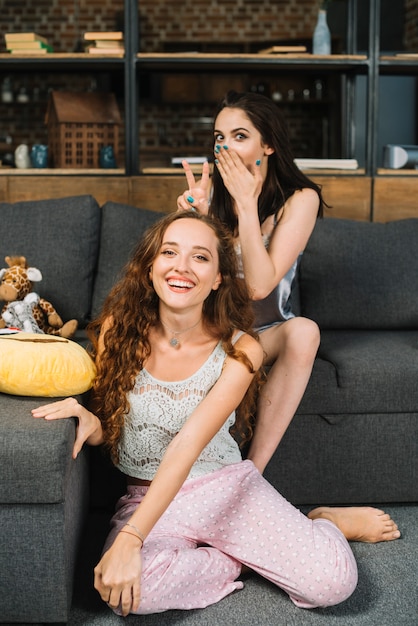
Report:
14,144,32,169
313,10,331,55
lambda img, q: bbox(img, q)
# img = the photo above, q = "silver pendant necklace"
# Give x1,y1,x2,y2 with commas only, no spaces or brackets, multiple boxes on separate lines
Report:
160,318,201,349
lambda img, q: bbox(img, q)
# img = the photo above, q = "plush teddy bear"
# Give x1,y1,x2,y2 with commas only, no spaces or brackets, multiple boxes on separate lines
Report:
0,255,78,338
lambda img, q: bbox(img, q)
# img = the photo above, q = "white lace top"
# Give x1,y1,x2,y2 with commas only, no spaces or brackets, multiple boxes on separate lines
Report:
117,340,242,480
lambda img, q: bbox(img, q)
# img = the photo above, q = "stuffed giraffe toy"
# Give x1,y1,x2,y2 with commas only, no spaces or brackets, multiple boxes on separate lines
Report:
0,255,78,338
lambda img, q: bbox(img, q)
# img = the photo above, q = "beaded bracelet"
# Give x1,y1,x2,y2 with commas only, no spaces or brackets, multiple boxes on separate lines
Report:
125,522,146,544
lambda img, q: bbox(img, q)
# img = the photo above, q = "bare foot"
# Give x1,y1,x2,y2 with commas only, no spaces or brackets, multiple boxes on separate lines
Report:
307,506,401,543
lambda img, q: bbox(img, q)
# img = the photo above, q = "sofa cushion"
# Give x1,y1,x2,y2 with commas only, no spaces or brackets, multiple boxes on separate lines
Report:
0,195,101,327
266,411,418,505
298,330,418,415
299,217,418,329
0,333,96,396
91,202,164,318
0,393,84,504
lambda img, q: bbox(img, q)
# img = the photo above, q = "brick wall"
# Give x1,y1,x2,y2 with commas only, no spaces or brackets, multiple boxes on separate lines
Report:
0,0,124,54
405,0,418,50
0,0,413,168
138,0,318,52
2,0,411,55
0,0,326,54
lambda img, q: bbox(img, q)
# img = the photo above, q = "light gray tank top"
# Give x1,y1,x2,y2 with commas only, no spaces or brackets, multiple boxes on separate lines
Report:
235,235,299,333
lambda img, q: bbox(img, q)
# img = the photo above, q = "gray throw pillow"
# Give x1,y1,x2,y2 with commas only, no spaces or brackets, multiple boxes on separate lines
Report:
91,202,164,319
0,195,101,326
299,217,418,329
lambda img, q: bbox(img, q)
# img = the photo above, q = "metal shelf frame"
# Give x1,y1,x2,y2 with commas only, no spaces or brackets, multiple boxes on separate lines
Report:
132,0,382,175
1,0,416,178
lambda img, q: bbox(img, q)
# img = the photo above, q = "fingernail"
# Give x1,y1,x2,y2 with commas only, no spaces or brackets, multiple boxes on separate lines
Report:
223,145,228,150
215,145,221,153
190,207,197,213
256,159,261,166
214,158,219,164
187,195,194,203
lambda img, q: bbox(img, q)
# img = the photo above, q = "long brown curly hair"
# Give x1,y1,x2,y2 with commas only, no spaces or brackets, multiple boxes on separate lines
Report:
88,210,262,463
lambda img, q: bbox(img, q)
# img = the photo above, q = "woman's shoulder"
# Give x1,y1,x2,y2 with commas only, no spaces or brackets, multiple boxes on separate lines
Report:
272,187,319,230
232,331,263,370
287,187,320,210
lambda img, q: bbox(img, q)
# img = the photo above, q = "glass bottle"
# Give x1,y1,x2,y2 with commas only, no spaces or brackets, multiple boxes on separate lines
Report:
313,10,331,55
1,77,13,103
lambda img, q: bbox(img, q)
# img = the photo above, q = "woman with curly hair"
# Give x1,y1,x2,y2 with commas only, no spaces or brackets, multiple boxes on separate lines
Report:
33,211,359,616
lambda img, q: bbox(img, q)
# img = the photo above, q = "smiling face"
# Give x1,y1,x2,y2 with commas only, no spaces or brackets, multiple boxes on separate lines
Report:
213,107,274,177
149,218,222,314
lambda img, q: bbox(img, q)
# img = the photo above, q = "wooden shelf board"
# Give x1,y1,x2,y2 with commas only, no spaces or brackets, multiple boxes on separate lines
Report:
0,168,124,175
0,52,124,59
380,54,418,61
138,52,367,60
142,166,366,176
298,168,366,175
142,165,208,175
136,52,369,72
377,168,418,175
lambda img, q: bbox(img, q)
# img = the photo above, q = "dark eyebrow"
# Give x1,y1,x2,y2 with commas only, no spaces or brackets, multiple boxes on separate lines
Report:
193,245,213,258
213,127,250,134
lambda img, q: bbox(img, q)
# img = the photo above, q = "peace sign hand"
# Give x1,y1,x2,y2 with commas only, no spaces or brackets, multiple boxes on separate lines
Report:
176,160,211,215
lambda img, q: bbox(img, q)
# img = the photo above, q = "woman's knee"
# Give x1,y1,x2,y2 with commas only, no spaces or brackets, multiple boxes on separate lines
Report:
282,317,320,357
290,559,358,609
259,317,320,365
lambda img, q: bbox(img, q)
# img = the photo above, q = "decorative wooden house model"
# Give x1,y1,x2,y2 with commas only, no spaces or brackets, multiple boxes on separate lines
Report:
45,91,121,168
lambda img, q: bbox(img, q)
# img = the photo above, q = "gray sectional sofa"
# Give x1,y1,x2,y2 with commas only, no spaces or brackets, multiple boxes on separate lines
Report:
265,217,418,505
0,195,417,623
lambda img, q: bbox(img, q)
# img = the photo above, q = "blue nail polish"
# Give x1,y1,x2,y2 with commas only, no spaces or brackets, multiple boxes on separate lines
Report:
214,158,219,164
223,145,228,150
215,145,221,153
256,159,261,166
187,195,194,203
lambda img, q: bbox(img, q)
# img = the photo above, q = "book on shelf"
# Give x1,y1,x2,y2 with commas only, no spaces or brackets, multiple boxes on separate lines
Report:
83,31,124,54
171,156,208,166
9,48,52,54
258,45,307,54
6,40,53,52
93,39,125,48
5,31,48,45
294,158,359,170
87,46,125,55
394,52,418,58
83,31,124,41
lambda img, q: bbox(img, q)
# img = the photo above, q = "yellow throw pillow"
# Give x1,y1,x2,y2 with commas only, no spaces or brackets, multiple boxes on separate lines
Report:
0,333,96,397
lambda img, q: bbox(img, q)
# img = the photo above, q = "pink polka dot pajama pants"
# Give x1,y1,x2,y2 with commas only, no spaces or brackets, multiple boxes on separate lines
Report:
103,460,358,614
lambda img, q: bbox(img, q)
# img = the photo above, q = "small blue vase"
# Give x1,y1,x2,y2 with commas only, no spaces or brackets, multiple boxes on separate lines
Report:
31,144,48,168
313,10,331,55
99,145,117,168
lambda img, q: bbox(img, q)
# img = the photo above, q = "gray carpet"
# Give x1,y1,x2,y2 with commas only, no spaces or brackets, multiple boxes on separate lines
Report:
67,504,418,626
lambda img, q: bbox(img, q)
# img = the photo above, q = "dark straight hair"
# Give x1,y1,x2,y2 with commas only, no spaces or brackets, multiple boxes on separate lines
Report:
210,90,325,233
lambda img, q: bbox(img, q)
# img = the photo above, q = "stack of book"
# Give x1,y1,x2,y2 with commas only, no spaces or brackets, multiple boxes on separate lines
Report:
258,45,307,54
4,32,53,54
83,31,124,55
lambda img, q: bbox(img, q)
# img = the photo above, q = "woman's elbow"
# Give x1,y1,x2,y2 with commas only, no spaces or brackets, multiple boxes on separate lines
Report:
251,286,272,301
